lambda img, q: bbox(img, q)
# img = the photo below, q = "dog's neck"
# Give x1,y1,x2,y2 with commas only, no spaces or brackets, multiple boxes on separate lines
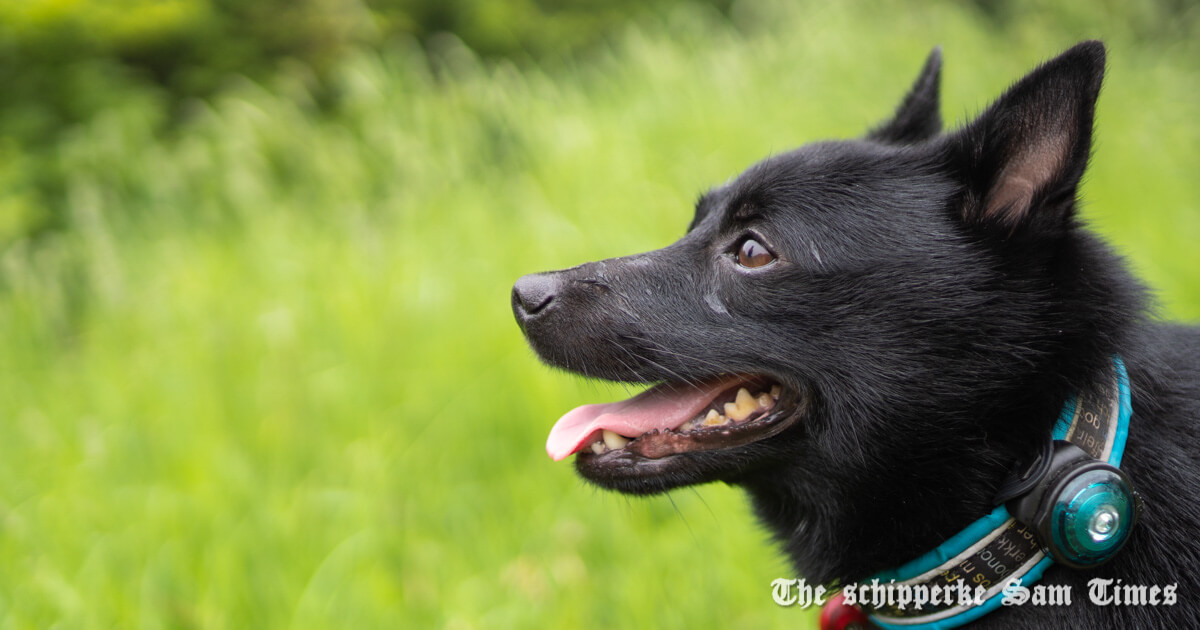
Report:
741,231,1146,585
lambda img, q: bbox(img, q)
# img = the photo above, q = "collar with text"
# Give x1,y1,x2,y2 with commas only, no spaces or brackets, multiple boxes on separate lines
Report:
824,356,1132,630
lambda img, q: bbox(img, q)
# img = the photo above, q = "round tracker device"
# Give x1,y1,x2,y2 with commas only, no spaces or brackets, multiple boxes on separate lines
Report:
1006,441,1142,569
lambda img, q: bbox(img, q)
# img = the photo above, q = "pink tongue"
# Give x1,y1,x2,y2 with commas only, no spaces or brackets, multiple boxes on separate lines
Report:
546,376,745,461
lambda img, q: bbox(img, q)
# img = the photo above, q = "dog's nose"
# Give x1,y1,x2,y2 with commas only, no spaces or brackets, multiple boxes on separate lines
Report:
512,273,559,324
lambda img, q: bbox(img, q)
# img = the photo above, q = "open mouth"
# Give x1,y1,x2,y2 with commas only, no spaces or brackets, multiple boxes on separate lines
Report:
547,375,802,462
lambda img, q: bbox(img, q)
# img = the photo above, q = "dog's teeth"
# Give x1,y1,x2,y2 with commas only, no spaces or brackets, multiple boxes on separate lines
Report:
757,393,773,409
602,429,629,450
591,441,605,454
770,385,781,400
702,409,724,426
725,387,756,421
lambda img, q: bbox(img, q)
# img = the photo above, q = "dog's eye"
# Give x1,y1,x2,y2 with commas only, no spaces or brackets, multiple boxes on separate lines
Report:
736,238,775,268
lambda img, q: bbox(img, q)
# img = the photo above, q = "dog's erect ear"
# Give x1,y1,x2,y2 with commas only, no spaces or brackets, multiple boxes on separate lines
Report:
866,47,943,145
946,41,1105,235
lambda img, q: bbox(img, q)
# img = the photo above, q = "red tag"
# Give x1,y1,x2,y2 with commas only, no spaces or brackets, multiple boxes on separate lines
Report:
819,592,875,630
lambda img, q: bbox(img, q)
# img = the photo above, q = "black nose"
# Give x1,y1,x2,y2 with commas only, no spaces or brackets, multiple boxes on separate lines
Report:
512,273,559,324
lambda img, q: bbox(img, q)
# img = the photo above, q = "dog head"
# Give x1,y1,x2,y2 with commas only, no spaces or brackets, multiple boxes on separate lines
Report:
512,41,1134,579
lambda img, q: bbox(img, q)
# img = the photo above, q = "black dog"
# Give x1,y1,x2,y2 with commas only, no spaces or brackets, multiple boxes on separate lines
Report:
512,42,1199,627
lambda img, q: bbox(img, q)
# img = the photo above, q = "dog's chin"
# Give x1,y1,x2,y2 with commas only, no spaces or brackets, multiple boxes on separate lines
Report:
570,385,808,495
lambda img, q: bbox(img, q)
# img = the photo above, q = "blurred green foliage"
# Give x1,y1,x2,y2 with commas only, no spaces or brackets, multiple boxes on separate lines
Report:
1,0,1197,244
0,0,708,142
0,1,1196,628
1,0,717,243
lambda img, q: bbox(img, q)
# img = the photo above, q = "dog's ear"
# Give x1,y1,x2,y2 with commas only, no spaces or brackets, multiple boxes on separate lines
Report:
945,41,1105,236
866,47,943,145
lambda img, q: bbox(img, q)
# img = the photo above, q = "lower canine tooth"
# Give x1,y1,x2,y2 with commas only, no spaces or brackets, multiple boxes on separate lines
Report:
602,430,629,449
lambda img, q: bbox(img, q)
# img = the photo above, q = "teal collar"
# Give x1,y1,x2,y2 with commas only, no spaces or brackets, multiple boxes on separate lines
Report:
850,356,1133,630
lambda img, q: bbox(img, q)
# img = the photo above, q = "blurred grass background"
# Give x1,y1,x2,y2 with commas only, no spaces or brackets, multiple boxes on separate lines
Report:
0,0,1197,627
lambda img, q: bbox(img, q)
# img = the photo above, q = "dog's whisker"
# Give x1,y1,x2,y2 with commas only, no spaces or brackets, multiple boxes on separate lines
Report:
606,327,714,387
687,486,718,525
601,341,652,393
628,352,707,392
622,336,729,374
663,492,695,542
605,337,707,391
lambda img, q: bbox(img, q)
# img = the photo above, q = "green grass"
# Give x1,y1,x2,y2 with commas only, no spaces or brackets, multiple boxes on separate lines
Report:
0,2,1197,628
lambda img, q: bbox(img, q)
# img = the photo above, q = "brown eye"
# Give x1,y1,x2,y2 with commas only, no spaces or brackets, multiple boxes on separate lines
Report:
737,238,775,268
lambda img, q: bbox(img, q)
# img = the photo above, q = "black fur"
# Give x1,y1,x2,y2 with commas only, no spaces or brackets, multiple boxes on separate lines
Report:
512,41,1200,627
